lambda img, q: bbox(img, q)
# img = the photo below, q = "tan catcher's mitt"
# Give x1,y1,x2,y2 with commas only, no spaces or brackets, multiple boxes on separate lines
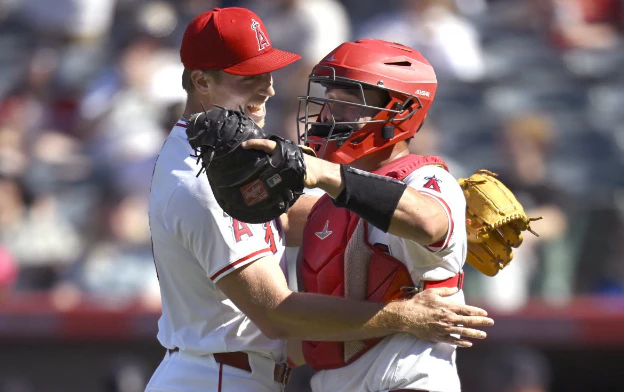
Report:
458,170,541,277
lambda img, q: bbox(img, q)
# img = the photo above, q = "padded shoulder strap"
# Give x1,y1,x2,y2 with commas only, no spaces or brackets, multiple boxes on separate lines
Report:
374,154,448,180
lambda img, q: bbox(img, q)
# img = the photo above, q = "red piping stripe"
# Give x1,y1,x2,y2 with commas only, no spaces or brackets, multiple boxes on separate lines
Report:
210,248,272,281
419,190,454,252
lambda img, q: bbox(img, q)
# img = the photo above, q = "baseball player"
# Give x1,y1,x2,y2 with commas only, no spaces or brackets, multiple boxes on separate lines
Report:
242,39,469,391
146,8,493,392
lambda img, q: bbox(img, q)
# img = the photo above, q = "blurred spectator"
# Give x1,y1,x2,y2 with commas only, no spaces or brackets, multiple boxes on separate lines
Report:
0,122,28,179
18,0,117,41
0,245,17,302
178,0,223,20
70,192,159,305
490,0,624,50
0,174,82,291
407,121,472,179
246,0,350,64
357,0,486,82
588,215,624,295
80,36,176,196
551,0,624,50
1,45,63,140
16,0,117,93
496,114,570,241
480,0,556,36
466,113,571,310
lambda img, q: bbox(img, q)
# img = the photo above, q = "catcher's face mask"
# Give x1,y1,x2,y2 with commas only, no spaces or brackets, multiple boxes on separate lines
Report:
297,39,437,165
315,84,390,135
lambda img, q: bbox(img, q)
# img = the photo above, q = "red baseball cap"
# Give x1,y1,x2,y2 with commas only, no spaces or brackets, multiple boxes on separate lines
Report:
180,7,301,76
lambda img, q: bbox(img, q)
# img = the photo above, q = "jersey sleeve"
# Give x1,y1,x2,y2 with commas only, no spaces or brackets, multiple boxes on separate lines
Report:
404,165,466,253
165,179,273,283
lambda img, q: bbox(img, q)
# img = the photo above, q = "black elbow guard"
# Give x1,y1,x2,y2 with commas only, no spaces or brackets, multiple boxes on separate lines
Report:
332,165,407,232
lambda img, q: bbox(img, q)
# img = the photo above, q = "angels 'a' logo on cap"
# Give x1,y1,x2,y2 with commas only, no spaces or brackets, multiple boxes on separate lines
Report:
251,19,270,51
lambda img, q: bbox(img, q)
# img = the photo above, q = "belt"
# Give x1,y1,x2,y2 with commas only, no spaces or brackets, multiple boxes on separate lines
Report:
167,348,291,385
400,271,464,296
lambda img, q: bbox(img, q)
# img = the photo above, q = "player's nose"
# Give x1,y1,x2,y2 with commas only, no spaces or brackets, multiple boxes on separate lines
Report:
319,104,332,123
257,73,275,98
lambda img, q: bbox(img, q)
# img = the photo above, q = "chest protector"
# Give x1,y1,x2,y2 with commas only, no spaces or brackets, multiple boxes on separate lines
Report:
298,154,449,371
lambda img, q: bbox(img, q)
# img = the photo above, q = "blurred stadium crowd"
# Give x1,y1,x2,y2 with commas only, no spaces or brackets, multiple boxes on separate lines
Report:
0,1,623,391
0,0,623,312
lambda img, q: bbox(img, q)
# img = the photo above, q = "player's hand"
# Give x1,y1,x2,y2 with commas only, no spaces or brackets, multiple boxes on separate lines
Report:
242,139,325,189
241,138,278,154
398,287,494,348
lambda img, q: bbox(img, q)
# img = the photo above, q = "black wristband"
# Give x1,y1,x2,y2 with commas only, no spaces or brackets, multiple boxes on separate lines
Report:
332,165,407,232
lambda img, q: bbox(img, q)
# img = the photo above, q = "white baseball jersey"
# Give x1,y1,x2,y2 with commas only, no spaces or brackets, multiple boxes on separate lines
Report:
310,165,467,392
147,119,287,362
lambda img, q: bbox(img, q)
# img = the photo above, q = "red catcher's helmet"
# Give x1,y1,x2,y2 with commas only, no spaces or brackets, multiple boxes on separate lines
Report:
297,39,437,164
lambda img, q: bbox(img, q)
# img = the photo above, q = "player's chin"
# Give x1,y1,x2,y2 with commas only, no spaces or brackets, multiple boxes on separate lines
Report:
253,116,266,128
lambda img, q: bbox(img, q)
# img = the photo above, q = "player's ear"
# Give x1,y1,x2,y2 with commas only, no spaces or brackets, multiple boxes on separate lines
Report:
190,70,213,96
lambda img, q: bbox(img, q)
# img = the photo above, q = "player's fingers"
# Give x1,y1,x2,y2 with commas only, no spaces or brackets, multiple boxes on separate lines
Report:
450,303,489,317
439,335,473,348
447,326,487,340
455,340,473,348
241,139,277,153
451,314,494,327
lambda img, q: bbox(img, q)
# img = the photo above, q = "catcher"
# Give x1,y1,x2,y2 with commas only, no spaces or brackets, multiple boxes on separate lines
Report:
191,39,536,392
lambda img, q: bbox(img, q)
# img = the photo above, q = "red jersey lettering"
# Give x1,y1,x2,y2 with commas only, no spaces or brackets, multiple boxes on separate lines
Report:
264,222,277,253
232,219,253,242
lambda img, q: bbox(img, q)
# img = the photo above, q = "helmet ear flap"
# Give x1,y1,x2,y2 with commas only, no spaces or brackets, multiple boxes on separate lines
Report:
415,117,426,134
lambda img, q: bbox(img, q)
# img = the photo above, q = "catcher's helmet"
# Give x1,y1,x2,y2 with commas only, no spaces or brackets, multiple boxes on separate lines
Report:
298,39,437,164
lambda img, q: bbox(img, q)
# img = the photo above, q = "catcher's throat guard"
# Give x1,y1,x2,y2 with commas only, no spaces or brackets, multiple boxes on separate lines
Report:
186,106,311,224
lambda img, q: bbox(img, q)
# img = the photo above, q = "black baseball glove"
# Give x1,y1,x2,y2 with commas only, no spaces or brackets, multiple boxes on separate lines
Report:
186,106,311,224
